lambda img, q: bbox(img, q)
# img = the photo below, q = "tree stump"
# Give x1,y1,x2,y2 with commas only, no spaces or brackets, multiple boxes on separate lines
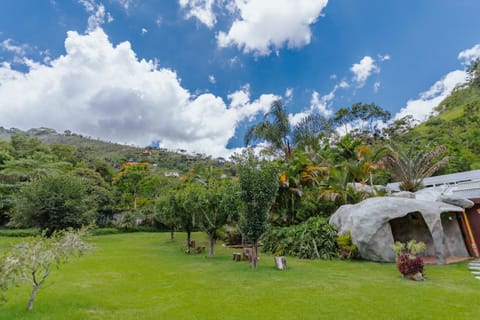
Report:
233,252,241,261
188,240,196,249
274,256,287,270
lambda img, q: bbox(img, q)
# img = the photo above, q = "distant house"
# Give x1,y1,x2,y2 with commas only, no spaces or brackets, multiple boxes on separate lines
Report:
387,170,480,258
164,171,180,178
142,149,152,156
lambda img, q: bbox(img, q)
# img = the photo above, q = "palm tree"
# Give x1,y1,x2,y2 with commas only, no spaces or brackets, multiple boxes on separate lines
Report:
245,100,333,158
245,100,292,158
379,142,451,192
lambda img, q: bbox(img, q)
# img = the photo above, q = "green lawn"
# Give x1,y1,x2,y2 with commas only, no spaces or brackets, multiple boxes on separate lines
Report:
0,232,478,319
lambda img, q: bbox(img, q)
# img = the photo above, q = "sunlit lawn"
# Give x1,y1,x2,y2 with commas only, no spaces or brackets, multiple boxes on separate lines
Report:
0,232,478,319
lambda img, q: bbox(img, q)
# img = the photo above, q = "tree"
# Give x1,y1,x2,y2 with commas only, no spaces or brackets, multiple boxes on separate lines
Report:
11,175,94,235
237,151,279,268
0,229,91,311
292,114,334,151
114,162,150,210
156,190,180,240
379,142,451,192
68,167,115,225
245,100,337,158
177,185,199,253
192,168,240,257
245,100,292,158
334,103,391,136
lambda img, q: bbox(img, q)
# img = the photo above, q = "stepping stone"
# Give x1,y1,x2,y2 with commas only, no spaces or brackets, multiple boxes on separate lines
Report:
476,276,480,280
471,271,480,275
469,266,480,270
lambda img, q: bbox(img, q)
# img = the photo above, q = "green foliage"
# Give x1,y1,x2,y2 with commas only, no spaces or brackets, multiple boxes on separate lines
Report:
0,228,91,311
244,100,292,157
237,151,279,268
189,167,241,256
391,240,426,257
0,228,40,237
379,142,450,191
11,175,95,235
262,216,338,259
116,212,137,231
237,151,279,244
336,231,358,260
391,240,426,278
395,70,480,174
334,102,391,136
0,232,478,319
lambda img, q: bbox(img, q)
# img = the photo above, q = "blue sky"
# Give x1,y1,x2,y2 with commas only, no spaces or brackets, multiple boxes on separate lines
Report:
1,0,480,157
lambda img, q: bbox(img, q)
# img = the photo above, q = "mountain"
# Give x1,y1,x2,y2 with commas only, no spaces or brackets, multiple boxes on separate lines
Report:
0,127,229,173
399,60,480,173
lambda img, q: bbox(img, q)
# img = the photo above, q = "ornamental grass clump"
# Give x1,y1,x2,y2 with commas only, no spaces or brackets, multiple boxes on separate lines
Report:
390,240,426,281
336,231,359,260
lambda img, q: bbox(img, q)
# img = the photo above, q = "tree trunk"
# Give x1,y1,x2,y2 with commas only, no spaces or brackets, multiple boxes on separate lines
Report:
251,242,258,269
133,194,137,211
170,226,175,240
27,285,40,311
208,234,215,257
186,230,191,254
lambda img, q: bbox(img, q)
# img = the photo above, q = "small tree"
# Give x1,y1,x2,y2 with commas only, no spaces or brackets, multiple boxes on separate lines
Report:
193,170,240,257
175,185,198,253
156,191,180,240
0,229,91,311
237,151,279,268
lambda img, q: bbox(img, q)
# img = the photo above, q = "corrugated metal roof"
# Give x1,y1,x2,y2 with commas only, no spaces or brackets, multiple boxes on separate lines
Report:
387,170,480,196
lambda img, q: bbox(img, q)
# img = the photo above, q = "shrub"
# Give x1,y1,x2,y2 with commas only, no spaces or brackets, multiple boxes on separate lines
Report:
336,231,358,260
396,254,424,276
262,216,337,259
390,240,426,279
0,228,40,237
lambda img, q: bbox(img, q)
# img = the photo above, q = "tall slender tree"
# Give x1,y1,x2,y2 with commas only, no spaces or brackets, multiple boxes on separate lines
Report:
237,151,278,268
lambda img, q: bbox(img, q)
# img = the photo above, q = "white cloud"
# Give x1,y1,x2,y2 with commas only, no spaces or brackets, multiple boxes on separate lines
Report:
395,70,468,122
0,39,27,56
78,0,112,31
179,0,217,29
338,80,349,89
378,54,391,61
208,74,216,84
285,88,293,98
288,111,310,127
114,0,135,11
155,16,163,27
373,81,381,93
458,44,480,65
217,0,328,56
141,28,148,35
0,29,277,158
350,56,379,87
310,90,333,117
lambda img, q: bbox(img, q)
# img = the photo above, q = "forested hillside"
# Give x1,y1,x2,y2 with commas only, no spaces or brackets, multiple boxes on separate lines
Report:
398,60,480,174
0,127,228,173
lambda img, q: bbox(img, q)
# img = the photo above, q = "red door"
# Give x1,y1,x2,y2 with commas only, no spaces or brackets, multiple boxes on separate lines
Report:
464,200,480,257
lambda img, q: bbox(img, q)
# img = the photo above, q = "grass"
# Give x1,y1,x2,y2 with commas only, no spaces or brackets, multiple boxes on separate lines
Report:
0,232,478,319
